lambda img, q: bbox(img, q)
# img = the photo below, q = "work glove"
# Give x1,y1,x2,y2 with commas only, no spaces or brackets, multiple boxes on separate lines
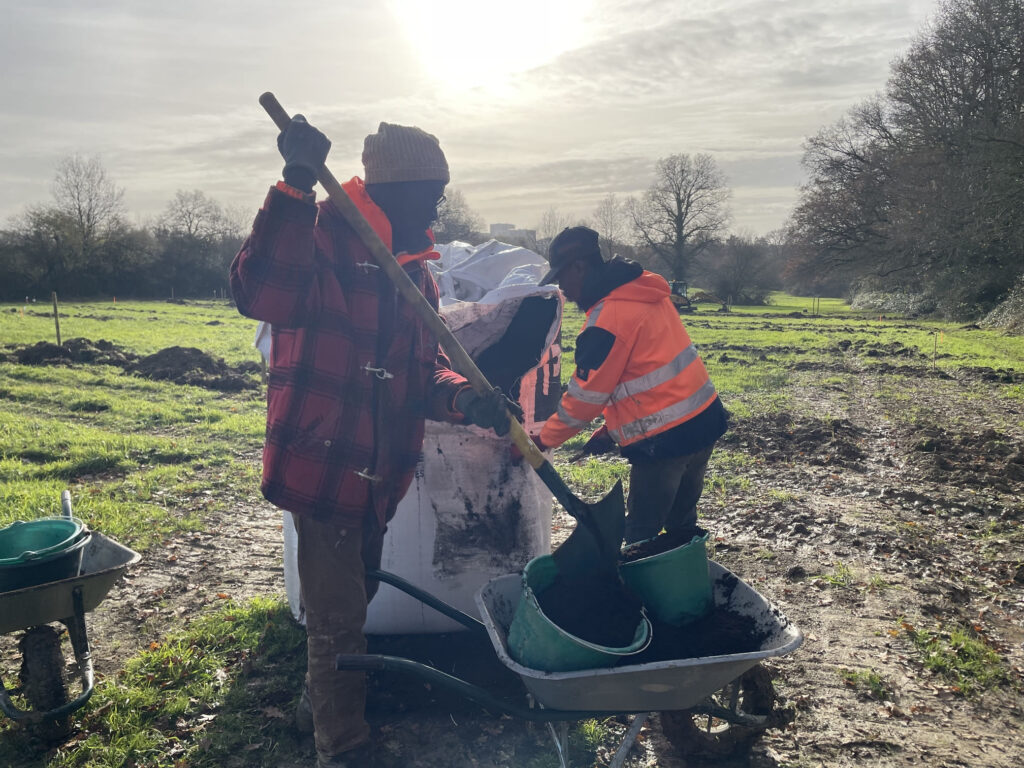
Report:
277,114,331,193
580,425,615,456
454,387,522,437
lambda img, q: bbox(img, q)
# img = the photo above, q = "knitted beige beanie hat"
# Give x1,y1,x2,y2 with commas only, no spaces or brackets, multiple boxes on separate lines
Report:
362,122,450,184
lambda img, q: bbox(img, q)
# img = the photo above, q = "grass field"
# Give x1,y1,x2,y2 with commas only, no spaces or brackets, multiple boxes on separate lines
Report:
1,295,1022,768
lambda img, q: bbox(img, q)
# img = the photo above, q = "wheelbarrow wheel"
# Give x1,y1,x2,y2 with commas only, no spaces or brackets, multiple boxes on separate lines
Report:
660,664,789,759
19,625,72,741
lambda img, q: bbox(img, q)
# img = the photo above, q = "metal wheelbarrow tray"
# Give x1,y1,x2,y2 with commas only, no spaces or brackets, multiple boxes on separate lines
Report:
0,531,141,721
342,562,801,718
475,561,803,713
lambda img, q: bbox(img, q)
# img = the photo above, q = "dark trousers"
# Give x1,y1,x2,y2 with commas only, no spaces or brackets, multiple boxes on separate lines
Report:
624,444,715,544
293,513,385,758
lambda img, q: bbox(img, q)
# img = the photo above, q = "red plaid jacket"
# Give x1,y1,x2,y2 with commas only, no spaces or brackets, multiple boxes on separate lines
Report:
230,179,468,528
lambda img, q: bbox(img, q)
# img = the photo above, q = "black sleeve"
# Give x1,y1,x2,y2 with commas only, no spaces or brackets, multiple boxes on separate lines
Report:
574,327,617,380
473,296,559,397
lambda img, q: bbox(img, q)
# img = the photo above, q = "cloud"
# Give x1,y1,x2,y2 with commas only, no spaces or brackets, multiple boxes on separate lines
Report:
0,0,936,237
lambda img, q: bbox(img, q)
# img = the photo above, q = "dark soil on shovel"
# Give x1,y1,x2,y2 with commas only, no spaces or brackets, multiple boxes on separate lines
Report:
536,570,644,648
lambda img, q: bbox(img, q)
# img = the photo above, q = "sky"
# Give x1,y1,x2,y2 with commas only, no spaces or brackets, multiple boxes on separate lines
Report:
0,0,937,237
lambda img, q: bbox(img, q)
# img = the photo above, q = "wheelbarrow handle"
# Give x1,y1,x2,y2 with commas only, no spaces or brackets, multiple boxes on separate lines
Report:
366,569,487,635
335,653,635,722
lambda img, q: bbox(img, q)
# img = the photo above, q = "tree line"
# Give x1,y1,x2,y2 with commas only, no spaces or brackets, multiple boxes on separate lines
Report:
787,0,1024,319
436,153,787,306
4,0,1020,319
439,0,1023,317
0,156,245,302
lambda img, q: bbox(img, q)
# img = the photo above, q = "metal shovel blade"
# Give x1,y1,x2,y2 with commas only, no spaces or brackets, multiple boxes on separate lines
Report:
551,479,625,576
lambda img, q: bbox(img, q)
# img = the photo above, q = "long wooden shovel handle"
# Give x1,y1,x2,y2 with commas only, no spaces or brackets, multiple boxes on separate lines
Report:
259,92,548,471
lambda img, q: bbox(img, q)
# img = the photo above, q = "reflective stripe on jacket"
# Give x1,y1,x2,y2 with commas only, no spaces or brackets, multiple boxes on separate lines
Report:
540,270,719,448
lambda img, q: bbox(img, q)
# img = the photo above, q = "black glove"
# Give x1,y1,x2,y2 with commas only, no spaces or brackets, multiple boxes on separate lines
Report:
277,114,331,193
580,425,615,456
455,387,523,437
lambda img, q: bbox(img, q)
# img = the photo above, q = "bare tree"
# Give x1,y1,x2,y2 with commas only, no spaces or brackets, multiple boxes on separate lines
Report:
627,154,730,281
592,193,626,257
696,234,774,305
159,190,226,241
51,154,125,269
433,188,484,244
534,207,576,254
155,190,241,297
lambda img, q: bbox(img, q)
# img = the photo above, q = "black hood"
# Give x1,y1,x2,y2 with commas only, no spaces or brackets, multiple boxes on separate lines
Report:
578,256,644,311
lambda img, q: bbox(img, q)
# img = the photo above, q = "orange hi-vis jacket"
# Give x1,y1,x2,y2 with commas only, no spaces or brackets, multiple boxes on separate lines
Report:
540,269,719,449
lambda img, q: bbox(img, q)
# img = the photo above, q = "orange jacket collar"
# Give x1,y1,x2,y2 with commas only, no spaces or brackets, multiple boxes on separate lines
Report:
341,177,441,267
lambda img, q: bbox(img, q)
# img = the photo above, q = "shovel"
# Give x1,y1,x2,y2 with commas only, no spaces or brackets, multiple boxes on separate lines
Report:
258,93,624,577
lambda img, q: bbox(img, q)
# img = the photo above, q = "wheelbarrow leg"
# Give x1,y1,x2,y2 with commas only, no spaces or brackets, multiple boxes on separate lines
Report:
60,585,96,713
609,712,649,768
0,588,94,724
543,720,570,768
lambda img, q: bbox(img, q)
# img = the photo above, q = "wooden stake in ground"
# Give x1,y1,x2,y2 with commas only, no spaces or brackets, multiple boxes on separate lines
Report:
51,291,61,346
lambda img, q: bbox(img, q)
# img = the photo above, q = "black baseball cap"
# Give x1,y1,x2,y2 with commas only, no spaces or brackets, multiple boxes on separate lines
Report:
538,226,601,285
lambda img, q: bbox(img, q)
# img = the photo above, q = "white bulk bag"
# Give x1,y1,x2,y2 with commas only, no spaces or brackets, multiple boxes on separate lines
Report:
278,242,563,632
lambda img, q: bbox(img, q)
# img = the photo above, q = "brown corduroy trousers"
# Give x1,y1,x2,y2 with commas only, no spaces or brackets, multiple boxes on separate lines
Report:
293,513,385,758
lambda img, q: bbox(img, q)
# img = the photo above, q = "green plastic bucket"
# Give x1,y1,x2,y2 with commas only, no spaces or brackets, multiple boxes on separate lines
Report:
0,518,91,593
619,532,712,627
507,555,651,672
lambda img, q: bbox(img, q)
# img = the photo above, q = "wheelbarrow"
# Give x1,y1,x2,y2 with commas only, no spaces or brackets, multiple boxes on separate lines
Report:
342,562,803,768
0,494,141,727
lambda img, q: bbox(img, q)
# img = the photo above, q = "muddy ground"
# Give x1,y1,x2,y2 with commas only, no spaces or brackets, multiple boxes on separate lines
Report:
3,344,1023,767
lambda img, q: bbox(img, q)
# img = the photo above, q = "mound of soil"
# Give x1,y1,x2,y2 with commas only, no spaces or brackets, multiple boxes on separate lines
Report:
128,346,260,392
629,606,769,664
14,338,137,367
620,529,701,562
4,338,261,392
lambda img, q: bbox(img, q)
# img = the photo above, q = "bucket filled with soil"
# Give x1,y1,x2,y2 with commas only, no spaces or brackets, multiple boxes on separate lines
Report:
507,554,650,672
619,530,712,626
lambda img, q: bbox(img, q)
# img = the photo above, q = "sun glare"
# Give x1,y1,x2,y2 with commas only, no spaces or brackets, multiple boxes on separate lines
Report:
388,0,592,90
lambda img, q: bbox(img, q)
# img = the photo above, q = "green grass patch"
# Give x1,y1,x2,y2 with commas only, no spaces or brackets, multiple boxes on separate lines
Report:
899,620,1012,695
0,300,263,366
0,358,265,551
866,574,895,592
822,561,856,589
559,457,630,499
0,598,307,768
838,668,894,700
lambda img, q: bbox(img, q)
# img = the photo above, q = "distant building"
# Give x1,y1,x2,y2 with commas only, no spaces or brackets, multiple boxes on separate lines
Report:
489,222,537,244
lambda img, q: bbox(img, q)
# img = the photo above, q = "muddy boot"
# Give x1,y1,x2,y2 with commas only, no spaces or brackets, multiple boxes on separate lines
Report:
317,740,375,767
295,684,314,734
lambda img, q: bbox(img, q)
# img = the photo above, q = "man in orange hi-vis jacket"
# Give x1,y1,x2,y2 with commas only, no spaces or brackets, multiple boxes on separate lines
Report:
535,226,728,545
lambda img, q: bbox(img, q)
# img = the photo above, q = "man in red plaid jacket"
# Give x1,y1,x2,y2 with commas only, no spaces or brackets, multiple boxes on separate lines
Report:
231,117,511,768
